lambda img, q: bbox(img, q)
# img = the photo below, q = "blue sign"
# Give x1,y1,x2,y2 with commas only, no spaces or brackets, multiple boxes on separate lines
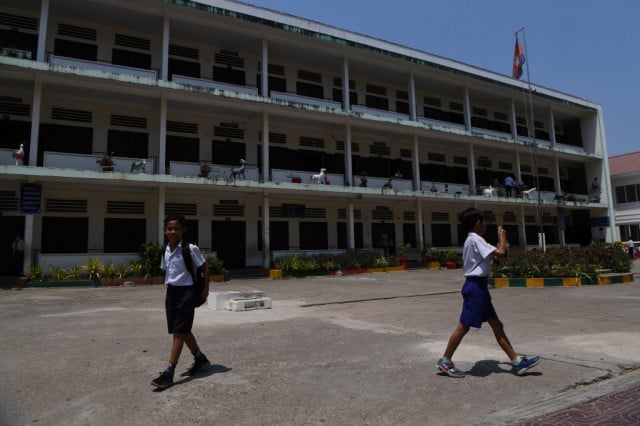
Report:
19,183,42,214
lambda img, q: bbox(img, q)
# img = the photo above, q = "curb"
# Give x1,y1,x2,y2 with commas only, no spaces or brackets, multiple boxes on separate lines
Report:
491,273,634,288
475,368,640,425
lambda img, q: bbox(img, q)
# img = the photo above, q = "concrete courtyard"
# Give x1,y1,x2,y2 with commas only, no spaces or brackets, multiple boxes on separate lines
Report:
1,263,639,425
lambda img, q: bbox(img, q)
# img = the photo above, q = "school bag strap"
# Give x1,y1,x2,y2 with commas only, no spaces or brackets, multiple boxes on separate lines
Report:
180,242,197,282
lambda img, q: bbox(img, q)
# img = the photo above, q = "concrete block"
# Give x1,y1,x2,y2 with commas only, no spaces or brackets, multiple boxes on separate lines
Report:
208,290,267,310
226,297,272,311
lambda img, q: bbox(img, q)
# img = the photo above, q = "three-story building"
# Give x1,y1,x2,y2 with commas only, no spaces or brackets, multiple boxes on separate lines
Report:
0,0,614,274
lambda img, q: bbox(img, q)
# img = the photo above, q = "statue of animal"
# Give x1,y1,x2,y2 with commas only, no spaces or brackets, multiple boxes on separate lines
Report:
130,159,147,173
229,159,247,182
12,143,25,165
522,187,537,199
310,168,326,184
483,185,496,197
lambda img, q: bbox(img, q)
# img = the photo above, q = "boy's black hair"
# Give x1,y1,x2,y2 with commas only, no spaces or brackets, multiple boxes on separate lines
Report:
164,213,187,228
459,208,484,232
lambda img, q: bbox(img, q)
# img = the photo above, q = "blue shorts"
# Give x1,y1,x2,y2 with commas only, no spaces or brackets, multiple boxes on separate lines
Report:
165,285,196,334
459,277,498,328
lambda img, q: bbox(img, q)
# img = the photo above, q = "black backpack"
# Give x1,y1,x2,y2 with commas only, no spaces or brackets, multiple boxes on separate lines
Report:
179,243,207,308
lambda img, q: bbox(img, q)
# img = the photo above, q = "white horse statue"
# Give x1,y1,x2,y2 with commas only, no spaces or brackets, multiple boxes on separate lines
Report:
310,168,326,184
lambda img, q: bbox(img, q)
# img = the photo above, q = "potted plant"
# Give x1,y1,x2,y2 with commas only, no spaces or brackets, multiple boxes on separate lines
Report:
422,247,442,269
397,243,411,269
206,254,225,282
199,161,212,178
97,152,115,171
444,249,458,269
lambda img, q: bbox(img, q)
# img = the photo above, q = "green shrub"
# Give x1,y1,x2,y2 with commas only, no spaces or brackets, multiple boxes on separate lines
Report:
492,243,630,278
138,242,164,277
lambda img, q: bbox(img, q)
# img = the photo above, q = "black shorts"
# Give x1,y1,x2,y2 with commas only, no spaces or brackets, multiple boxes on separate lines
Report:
165,285,196,334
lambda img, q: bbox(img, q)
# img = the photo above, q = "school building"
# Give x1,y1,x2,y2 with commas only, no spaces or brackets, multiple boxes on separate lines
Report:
609,151,640,243
0,0,615,275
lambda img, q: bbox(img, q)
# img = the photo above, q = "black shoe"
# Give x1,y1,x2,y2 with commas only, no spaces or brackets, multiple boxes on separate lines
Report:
151,369,174,389
181,354,210,377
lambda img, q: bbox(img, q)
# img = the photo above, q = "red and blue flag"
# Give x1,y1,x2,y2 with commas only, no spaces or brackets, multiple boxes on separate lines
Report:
512,37,525,79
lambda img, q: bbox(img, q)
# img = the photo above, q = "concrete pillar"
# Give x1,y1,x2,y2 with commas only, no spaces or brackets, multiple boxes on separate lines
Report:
463,87,472,131
161,15,170,81
412,135,420,190
36,0,49,62
510,98,518,141
345,124,353,186
159,96,167,174
416,200,424,252
262,111,269,181
548,108,556,147
158,185,165,243
28,80,42,166
347,202,355,250
468,144,476,195
409,72,417,121
261,39,269,96
342,57,350,110
262,195,270,267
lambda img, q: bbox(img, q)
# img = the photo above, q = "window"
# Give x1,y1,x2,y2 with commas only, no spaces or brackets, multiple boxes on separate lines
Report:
337,222,363,249
166,135,199,167
112,48,151,69
625,185,638,203
402,223,416,248
615,186,626,204
365,95,388,110
169,58,200,79
213,66,246,85
41,217,88,253
38,124,93,166
212,140,245,166
431,224,451,247
258,221,289,251
296,81,323,99
299,222,328,249
54,38,97,61
107,130,148,158
104,218,146,252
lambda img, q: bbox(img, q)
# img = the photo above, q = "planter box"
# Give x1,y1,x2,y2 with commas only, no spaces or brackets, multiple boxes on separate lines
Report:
425,261,441,270
386,265,406,272
269,269,283,279
209,274,225,282
368,267,387,273
27,279,100,288
101,278,125,287
133,276,165,285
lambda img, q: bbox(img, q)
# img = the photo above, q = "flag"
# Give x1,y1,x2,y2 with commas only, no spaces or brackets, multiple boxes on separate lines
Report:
512,37,525,79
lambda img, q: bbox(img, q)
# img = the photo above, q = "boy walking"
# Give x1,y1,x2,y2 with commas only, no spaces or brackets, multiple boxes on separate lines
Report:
151,214,210,389
437,208,540,378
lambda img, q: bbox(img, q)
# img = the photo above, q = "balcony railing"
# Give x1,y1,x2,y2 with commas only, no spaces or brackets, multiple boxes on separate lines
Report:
351,105,410,120
270,91,342,109
43,151,156,173
271,168,344,185
172,75,259,95
169,161,259,181
0,47,32,59
49,54,158,79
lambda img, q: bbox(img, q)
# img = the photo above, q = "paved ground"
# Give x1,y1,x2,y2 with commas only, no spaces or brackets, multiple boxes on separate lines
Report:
0,261,639,425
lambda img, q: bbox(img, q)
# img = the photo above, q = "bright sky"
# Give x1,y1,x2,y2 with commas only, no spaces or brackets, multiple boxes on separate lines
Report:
242,0,638,157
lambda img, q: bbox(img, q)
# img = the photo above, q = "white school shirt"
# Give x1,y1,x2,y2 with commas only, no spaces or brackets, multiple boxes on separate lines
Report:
160,241,206,286
462,232,496,278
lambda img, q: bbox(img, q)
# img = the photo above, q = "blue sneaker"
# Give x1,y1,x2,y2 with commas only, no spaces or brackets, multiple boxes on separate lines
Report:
437,357,465,378
514,355,540,376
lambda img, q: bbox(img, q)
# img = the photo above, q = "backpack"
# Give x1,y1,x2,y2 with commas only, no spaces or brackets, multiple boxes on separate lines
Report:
179,243,207,308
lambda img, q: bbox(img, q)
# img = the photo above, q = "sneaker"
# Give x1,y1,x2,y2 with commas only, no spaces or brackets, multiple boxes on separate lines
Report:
514,355,541,376
181,354,211,377
151,369,174,389
436,357,465,378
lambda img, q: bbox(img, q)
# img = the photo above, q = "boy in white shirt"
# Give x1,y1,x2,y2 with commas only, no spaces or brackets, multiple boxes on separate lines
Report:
437,208,540,378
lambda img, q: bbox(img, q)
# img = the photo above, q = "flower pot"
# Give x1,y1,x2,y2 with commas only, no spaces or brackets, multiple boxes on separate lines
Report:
426,261,441,270
209,274,224,282
291,177,302,183
445,261,456,269
101,166,114,172
399,256,408,269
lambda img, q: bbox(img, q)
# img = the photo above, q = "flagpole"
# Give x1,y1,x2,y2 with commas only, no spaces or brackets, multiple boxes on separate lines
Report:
515,27,545,251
